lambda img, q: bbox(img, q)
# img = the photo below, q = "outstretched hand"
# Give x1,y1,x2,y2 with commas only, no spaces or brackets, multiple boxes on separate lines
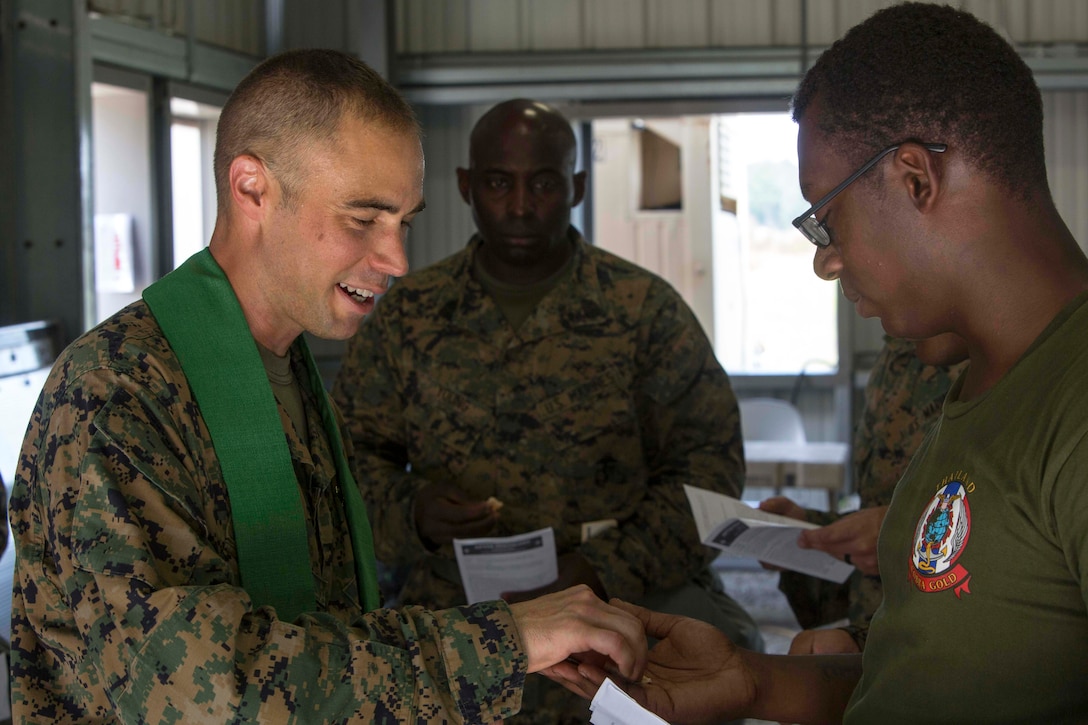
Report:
556,600,755,725
551,601,863,724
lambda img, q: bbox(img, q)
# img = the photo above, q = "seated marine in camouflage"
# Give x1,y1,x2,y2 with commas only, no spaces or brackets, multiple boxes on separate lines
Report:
334,98,762,723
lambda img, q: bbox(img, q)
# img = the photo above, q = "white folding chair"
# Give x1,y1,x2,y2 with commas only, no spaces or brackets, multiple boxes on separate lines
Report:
737,397,806,443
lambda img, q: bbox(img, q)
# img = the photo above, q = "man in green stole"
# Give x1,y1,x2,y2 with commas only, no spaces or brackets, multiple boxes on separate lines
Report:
9,49,646,724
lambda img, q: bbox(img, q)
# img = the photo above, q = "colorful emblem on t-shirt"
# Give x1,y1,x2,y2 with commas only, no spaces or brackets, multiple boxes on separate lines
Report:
909,480,972,597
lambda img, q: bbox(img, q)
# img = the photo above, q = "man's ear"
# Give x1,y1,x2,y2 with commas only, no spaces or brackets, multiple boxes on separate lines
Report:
572,170,587,208
456,167,471,205
894,143,942,212
229,154,274,222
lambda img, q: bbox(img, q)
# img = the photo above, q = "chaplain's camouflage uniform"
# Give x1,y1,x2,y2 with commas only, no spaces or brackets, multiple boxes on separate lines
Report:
778,336,968,649
334,232,759,723
9,301,526,724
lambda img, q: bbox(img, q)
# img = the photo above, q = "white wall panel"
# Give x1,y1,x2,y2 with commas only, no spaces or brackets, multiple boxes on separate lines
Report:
648,0,709,48
584,0,646,49
1003,0,1034,41
966,0,1030,39
89,0,263,55
235,0,262,55
526,0,585,50
1044,91,1088,253
395,0,1088,54
409,104,487,269
831,0,898,35
1031,0,1088,42
792,0,838,46
710,0,774,46
400,0,469,54
771,0,802,45
282,0,347,51
396,0,412,52
467,0,522,51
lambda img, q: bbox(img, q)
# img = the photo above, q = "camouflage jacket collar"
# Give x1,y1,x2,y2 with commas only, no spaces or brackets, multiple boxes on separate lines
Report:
453,229,611,345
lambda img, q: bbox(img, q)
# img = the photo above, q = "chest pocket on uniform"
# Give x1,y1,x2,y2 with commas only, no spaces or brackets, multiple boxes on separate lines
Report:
535,371,638,452
408,373,492,471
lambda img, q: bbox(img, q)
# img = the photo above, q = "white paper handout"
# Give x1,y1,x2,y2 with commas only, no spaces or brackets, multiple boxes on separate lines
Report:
453,527,558,604
684,484,854,583
590,678,670,725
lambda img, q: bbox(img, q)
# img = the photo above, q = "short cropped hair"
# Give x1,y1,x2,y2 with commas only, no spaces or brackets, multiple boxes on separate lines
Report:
792,2,1047,198
213,49,419,211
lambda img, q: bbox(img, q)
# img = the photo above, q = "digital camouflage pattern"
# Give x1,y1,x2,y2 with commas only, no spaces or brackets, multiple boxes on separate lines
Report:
778,336,968,648
9,300,526,724
333,233,745,611
334,232,749,723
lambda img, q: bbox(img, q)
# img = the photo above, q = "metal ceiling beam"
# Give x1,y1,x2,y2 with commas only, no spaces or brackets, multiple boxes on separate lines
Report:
88,14,258,92
394,43,1088,105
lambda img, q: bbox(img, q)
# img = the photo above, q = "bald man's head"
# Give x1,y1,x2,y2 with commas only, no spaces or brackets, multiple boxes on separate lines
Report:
457,99,585,285
468,99,578,170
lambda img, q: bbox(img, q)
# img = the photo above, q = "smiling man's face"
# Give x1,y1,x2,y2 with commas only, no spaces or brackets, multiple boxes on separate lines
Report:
259,115,425,344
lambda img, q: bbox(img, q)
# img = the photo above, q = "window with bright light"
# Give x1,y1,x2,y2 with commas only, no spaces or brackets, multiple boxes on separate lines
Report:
170,121,205,269
169,97,220,270
590,113,837,377
711,113,838,375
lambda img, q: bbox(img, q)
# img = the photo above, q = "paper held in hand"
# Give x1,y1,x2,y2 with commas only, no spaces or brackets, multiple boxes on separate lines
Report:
683,484,854,583
590,677,670,725
453,527,558,604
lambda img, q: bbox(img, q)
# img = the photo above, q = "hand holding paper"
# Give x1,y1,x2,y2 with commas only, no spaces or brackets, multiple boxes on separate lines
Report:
684,485,854,583
795,505,886,576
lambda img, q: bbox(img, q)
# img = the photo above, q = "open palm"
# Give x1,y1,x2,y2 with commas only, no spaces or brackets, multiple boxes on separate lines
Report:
562,600,756,725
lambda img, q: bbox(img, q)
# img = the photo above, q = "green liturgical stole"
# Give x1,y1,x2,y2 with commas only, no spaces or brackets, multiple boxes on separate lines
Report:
144,249,380,621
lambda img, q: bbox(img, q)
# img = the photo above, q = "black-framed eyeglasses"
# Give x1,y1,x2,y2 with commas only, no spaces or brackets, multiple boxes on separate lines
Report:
792,142,947,247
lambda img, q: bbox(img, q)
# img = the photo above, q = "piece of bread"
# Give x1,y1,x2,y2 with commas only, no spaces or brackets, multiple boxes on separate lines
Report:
486,496,504,513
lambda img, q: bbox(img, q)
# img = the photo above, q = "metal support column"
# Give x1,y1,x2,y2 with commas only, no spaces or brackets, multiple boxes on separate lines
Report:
5,0,93,343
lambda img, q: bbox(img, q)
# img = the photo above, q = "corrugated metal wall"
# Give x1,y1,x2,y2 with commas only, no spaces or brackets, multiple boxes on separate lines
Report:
88,0,265,55
1045,91,1088,250
396,0,1088,54
79,3,1088,302
408,104,486,269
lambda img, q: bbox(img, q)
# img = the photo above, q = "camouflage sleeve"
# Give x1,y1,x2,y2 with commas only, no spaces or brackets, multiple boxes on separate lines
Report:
333,310,433,566
579,283,747,601
12,365,525,723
